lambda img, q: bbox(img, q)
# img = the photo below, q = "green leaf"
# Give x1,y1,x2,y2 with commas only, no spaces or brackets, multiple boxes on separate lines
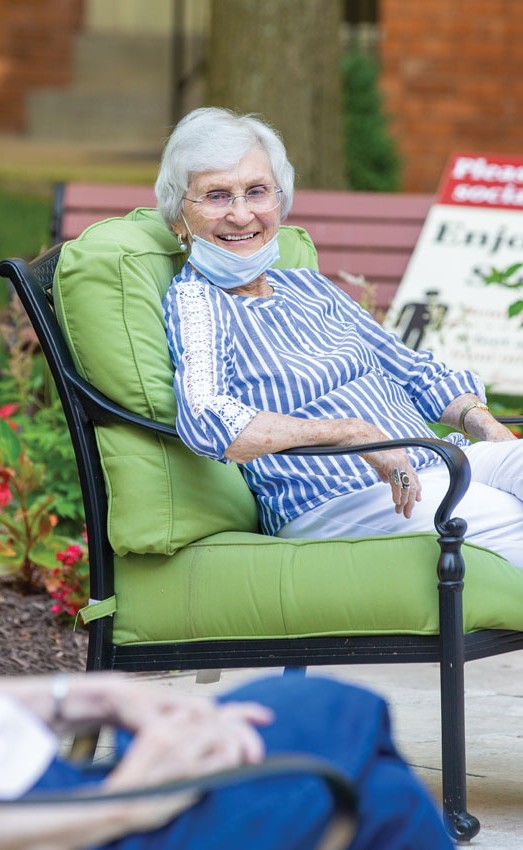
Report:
0,539,25,571
0,514,24,537
26,493,55,533
482,267,503,284
482,263,523,286
0,419,21,466
0,540,16,557
508,300,523,318
503,262,523,278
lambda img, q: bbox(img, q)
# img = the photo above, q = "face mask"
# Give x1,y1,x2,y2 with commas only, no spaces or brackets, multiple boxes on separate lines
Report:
187,233,280,290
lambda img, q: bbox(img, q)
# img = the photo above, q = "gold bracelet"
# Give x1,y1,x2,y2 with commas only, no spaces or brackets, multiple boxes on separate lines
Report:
459,401,489,434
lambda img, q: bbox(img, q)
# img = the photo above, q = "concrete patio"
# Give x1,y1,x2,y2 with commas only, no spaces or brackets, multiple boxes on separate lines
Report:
95,651,523,848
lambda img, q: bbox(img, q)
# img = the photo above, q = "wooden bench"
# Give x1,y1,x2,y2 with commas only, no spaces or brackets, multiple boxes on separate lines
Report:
52,182,434,316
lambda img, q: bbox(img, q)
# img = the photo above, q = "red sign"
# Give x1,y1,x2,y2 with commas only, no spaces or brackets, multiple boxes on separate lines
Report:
437,152,523,210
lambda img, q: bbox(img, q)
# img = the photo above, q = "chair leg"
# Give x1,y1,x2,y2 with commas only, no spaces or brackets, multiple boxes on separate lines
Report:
437,519,480,842
439,648,480,842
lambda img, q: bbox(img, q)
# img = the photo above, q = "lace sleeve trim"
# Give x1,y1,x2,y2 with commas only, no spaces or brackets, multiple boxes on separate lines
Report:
177,281,257,436
177,281,215,416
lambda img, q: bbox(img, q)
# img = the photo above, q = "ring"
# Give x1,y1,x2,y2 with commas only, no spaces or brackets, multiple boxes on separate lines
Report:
400,471,410,489
389,468,401,486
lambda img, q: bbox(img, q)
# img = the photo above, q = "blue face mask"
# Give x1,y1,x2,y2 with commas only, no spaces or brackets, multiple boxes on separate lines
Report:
187,233,280,290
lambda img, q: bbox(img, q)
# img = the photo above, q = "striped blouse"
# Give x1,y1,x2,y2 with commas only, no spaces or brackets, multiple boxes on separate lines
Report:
163,264,485,536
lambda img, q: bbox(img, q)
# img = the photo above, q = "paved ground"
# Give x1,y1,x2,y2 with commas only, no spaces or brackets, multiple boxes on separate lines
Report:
92,652,523,848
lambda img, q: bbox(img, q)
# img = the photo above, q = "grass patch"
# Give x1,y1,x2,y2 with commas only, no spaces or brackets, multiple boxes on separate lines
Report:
0,187,53,306
0,189,52,261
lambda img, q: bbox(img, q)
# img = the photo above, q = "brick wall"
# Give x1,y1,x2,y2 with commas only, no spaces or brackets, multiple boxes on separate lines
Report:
381,0,523,192
0,0,84,131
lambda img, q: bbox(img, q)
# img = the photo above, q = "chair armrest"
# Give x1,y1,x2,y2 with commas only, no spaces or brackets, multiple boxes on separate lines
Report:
280,437,470,536
73,371,471,536
11,752,356,807
67,371,180,439
5,754,357,850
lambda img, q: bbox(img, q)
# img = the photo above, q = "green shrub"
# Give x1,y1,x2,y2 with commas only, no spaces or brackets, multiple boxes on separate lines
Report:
0,297,84,536
341,48,402,191
0,188,52,307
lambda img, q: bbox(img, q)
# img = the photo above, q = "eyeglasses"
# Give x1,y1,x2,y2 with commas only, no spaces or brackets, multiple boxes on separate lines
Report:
183,185,283,219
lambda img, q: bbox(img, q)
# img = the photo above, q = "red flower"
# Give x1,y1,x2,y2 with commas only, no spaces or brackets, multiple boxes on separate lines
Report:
56,544,84,567
0,404,18,419
0,404,19,431
0,468,13,508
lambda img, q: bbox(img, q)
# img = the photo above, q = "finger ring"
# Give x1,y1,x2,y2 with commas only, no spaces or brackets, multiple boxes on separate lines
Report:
389,468,401,486
400,471,410,489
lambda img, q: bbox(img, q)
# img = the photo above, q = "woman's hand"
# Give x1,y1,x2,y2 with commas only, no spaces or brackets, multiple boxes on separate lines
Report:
0,678,274,850
336,421,422,519
106,699,273,793
355,446,421,518
225,412,422,517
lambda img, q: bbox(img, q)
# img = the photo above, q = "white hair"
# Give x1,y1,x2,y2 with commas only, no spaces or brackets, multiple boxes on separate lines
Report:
155,107,295,226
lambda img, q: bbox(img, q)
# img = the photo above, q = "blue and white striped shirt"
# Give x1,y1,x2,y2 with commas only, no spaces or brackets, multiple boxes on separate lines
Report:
163,264,484,535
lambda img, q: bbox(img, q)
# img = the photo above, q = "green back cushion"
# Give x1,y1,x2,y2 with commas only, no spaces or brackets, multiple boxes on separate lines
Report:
54,208,319,555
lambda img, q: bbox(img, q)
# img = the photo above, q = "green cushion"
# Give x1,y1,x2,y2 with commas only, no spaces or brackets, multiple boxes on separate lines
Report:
54,208,318,555
109,532,523,643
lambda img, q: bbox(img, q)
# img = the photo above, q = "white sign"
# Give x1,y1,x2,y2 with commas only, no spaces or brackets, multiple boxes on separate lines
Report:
385,153,523,395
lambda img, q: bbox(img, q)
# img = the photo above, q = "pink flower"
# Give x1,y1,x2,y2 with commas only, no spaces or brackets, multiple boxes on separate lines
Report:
0,469,13,508
0,404,18,419
56,544,84,566
0,404,19,431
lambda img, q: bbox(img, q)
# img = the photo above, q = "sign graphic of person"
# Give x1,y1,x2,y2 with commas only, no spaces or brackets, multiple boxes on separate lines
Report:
393,289,448,350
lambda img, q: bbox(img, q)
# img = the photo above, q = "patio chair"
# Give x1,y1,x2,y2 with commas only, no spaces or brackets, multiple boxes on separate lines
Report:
2,207,523,842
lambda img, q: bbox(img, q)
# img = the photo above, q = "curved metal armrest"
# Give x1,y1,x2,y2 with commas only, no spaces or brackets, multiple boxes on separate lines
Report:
73,372,471,537
280,438,471,536
67,371,181,440
6,754,357,850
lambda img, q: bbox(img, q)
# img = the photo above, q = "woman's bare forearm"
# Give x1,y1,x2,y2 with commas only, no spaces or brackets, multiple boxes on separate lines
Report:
440,394,516,442
0,793,195,850
224,411,390,463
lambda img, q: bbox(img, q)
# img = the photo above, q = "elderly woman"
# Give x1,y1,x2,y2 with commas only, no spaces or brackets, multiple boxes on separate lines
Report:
157,107,523,568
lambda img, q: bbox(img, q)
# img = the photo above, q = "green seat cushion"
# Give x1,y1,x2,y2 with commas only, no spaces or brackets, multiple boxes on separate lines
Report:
106,532,523,644
53,208,318,555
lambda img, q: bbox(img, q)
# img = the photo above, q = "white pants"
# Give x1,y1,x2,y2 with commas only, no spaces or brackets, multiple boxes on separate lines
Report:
277,440,523,568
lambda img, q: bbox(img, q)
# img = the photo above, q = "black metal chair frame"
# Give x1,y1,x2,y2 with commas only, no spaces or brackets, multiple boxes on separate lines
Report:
2,244,523,842
2,752,357,850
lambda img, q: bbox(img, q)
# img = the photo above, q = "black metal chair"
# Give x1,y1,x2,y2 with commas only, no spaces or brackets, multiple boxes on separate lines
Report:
2,242,523,842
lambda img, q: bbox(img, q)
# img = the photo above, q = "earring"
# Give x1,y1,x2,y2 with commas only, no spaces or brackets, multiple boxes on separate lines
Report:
177,233,188,252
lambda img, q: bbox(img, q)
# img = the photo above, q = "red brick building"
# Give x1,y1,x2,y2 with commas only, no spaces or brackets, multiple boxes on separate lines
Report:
0,0,520,192
0,0,83,131
381,0,523,190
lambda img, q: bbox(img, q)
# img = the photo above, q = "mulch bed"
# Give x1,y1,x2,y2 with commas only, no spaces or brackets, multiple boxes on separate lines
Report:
0,580,88,675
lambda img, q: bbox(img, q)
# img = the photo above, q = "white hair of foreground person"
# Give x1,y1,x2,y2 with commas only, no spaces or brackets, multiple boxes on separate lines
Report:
155,106,295,226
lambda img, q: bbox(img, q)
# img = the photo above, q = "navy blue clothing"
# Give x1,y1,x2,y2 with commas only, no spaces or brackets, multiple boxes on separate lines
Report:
29,676,453,850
